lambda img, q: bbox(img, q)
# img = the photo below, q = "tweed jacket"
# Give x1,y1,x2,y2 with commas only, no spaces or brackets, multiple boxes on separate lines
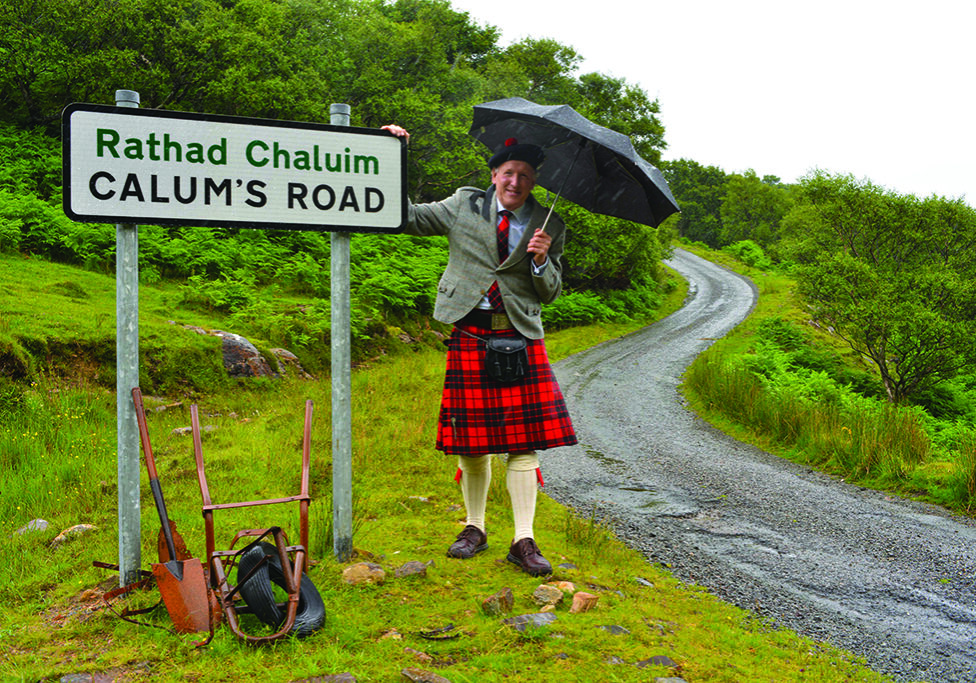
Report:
404,185,566,339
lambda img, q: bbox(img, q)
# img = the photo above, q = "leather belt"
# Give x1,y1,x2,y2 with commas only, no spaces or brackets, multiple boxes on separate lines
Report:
459,309,514,331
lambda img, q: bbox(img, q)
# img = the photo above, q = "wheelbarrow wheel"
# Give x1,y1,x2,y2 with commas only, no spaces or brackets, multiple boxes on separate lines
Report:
237,542,325,637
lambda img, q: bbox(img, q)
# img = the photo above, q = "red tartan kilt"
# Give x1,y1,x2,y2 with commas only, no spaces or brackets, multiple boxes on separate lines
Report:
436,322,577,455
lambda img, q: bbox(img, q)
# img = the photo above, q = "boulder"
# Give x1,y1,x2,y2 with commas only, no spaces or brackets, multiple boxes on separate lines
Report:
217,331,277,378
49,523,97,549
481,587,514,616
569,591,599,614
341,562,386,586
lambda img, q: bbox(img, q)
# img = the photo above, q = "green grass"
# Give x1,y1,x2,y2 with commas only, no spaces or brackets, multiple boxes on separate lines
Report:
0,254,901,682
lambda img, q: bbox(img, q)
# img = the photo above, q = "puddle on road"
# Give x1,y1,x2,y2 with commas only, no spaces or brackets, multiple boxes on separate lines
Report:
580,447,699,517
590,483,698,518
620,486,666,509
584,447,629,476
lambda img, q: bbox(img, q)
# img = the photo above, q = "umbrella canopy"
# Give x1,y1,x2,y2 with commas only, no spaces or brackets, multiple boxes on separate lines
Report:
470,97,680,228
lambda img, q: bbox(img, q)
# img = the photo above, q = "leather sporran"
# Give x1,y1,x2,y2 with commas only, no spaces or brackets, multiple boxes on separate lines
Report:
485,336,528,383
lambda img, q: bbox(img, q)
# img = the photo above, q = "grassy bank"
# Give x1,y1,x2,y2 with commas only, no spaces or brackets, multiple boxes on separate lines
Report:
680,243,976,515
0,255,898,682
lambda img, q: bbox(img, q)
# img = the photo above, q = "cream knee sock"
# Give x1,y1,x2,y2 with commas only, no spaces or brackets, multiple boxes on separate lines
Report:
506,452,539,542
458,454,491,532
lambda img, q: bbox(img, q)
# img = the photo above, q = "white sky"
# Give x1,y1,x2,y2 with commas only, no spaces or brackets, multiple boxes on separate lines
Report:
449,0,975,202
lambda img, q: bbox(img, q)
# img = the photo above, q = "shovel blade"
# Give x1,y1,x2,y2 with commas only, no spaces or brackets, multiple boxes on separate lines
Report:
153,558,211,633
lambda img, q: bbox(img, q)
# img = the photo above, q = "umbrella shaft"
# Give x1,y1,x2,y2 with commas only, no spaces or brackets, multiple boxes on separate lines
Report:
541,139,586,233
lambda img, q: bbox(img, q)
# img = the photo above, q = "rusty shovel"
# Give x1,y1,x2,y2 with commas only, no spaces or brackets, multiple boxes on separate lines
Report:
132,387,212,634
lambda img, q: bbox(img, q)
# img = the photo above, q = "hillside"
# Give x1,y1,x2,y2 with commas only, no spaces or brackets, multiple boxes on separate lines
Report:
0,253,896,682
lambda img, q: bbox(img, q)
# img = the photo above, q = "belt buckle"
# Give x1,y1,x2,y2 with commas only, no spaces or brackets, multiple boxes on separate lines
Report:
491,313,510,330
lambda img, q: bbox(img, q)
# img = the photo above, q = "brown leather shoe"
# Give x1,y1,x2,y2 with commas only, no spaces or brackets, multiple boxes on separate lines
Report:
506,537,552,576
447,525,487,558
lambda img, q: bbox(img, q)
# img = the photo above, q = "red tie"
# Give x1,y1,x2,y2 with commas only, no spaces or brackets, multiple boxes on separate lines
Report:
497,210,511,261
487,211,511,312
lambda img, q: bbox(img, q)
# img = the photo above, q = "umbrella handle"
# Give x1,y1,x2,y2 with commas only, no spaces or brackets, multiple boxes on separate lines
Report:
540,202,557,235
539,139,586,234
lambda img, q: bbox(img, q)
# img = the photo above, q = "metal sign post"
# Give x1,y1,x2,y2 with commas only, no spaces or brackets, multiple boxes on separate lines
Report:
329,103,353,562
114,89,141,586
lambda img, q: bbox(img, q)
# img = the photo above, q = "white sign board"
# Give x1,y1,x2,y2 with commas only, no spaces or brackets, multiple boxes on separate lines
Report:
63,104,406,232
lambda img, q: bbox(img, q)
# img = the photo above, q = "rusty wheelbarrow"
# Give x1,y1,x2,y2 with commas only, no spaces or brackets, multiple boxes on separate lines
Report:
189,399,325,644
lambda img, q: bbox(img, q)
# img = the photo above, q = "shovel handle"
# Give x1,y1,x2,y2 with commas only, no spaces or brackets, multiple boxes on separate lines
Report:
132,387,179,564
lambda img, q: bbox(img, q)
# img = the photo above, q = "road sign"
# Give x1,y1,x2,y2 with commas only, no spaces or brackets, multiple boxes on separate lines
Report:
63,104,406,232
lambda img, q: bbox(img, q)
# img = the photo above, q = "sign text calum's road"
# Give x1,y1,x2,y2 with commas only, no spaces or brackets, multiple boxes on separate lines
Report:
63,104,406,232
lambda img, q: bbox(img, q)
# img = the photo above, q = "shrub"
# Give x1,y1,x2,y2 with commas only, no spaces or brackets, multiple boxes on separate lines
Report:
542,291,615,329
723,239,772,270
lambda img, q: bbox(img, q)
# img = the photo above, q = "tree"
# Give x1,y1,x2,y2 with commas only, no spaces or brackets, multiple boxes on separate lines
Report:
661,159,727,248
336,0,498,199
719,170,793,248
0,0,350,129
557,201,668,292
575,73,666,164
783,172,976,403
484,37,582,105
0,0,136,128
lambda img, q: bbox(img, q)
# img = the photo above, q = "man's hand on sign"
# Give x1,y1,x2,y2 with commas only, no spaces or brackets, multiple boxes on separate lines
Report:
382,125,409,142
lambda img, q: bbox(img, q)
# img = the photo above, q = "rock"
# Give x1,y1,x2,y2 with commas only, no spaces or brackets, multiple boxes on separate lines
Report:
14,518,49,536
60,663,153,682
271,347,313,379
180,323,310,380
292,674,357,683
50,524,97,549
652,678,688,683
404,647,432,663
557,562,578,570
172,424,216,437
217,331,277,378
569,591,599,614
351,548,383,562
635,576,655,588
597,624,630,636
481,587,514,616
400,668,451,683
395,561,428,579
341,562,386,585
152,401,184,414
501,612,557,632
636,655,679,669
532,584,564,607
550,580,576,594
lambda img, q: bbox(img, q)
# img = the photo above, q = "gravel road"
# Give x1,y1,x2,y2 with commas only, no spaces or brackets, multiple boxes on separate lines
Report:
545,248,976,683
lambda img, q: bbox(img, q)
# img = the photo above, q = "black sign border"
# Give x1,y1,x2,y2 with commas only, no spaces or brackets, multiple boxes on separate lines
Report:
62,103,407,234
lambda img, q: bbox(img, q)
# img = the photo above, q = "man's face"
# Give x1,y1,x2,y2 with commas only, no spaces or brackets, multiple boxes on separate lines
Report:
491,160,537,210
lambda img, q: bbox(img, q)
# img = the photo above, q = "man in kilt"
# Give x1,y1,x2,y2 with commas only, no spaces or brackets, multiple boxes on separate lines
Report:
383,124,577,576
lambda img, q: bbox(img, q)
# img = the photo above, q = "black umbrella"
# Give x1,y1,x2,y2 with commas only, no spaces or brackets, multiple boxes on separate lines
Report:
470,97,680,229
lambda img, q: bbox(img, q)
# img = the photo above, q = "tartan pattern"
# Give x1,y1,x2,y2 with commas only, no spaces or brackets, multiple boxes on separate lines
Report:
436,321,577,455
486,283,504,312
497,210,511,260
